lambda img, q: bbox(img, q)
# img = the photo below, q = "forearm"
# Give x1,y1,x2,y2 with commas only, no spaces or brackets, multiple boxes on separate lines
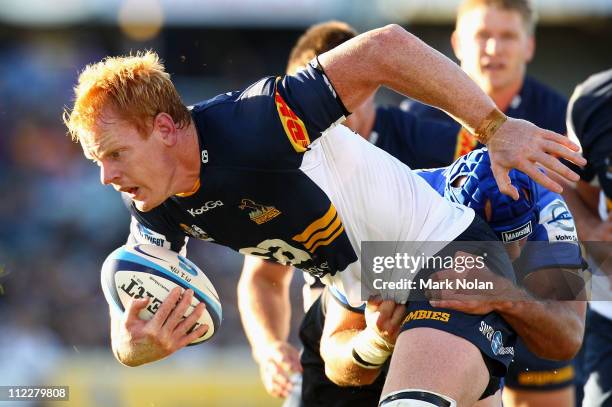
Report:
496,298,585,360
320,24,496,132
237,263,292,361
320,329,383,387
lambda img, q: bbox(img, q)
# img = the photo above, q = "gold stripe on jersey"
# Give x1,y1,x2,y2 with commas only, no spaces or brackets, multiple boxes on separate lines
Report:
293,204,343,252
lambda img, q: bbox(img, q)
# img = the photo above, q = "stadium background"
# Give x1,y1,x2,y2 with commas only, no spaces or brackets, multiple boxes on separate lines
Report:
0,0,611,405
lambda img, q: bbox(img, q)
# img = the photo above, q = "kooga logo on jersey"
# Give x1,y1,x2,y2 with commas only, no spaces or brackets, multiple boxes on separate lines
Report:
188,201,223,217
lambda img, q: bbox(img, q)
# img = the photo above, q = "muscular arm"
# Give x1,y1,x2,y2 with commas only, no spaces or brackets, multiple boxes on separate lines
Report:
319,24,584,197
495,269,586,360
237,256,301,397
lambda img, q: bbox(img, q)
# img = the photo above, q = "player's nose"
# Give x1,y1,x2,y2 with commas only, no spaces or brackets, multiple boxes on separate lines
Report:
100,162,120,186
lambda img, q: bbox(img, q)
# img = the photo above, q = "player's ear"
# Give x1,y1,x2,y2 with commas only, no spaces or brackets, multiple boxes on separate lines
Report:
153,112,177,146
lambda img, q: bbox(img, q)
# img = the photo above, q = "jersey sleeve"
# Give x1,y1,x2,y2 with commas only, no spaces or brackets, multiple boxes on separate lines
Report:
514,191,585,280
274,59,349,148
124,195,188,256
328,286,366,313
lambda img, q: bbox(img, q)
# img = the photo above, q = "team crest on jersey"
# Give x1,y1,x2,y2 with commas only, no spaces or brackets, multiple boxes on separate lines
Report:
274,79,311,152
238,199,281,225
454,128,479,159
292,204,344,253
180,223,214,241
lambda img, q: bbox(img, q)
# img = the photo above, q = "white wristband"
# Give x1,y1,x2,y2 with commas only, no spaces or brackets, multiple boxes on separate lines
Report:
351,326,394,369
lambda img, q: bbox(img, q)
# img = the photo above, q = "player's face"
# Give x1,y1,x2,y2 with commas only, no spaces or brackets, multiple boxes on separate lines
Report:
81,112,175,212
452,6,534,95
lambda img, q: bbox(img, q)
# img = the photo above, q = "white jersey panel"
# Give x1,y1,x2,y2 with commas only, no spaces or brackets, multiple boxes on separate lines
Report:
300,124,474,305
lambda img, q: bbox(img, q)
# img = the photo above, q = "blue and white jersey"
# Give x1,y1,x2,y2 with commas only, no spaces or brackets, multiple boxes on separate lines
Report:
416,167,584,279
125,61,474,305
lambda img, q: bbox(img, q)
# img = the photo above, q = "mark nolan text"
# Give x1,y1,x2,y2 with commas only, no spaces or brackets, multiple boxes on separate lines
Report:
372,278,494,290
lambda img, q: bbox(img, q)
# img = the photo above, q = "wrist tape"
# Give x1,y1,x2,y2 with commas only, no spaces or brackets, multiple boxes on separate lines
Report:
351,326,394,369
472,108,507,144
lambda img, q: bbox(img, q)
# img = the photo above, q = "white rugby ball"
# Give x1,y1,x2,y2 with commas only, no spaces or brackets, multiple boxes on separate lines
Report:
100,243,222,344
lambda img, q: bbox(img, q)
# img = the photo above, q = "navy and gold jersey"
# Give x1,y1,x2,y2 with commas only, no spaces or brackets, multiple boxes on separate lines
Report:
401,75,568,159
370,106,462,169
126,61,475,304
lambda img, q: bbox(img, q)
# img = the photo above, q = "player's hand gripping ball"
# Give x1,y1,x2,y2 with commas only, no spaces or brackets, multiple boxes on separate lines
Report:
101,244,222,344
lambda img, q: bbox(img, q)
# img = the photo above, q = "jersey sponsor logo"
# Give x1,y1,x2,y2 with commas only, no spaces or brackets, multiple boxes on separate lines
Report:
402,309,451,324
292,204,344,253
180,223,214,241
134,222,168,247
480,322,514,356
540,199,578,242
187,200,223,217
274,80,311,152
238,199,281,224
454,128,479,159
501,221,532,243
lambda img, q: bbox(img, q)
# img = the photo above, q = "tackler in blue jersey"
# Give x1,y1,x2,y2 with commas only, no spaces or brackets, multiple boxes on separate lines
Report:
444,148,539,243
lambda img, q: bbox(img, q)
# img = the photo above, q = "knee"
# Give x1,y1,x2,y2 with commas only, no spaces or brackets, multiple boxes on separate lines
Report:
379,389,457,407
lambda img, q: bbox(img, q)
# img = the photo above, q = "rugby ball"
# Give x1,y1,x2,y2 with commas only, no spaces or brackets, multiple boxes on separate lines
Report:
100,243,222,344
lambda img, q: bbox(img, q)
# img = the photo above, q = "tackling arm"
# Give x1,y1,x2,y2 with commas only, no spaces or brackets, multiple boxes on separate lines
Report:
495,269,586,360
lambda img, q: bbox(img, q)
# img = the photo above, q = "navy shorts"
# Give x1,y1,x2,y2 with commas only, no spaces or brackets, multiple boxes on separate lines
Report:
401,215,517,377
399,216,517,399
504,338,575,391
401,301,517,378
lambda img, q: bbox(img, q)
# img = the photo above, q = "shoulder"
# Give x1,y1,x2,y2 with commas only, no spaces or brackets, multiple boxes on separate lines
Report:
190,77,276,115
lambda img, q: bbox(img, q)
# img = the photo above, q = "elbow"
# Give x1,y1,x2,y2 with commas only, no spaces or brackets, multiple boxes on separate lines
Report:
538,331,584,361
562,330,585,360
324,365,375,387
